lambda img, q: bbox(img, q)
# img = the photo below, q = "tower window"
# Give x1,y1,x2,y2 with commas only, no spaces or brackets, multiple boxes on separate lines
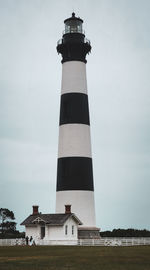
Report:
65,225,68,235
72,225,74,235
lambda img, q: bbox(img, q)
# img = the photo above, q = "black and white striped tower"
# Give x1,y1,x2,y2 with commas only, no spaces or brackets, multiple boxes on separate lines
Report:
56,13,99,238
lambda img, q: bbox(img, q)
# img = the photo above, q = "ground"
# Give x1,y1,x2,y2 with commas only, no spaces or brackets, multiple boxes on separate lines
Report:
0,246,150,270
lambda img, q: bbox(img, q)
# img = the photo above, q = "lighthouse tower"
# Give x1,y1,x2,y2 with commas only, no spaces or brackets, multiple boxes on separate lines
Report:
56,13,99,238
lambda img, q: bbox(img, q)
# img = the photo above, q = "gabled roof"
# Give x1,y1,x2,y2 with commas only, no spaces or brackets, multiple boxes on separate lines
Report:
21,213,82,226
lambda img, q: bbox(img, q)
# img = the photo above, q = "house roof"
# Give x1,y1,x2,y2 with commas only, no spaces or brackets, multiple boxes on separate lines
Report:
21,213,82,226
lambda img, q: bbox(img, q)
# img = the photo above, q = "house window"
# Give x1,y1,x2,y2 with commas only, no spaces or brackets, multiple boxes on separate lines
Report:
65,225,68,235
72,225,74,235
41,226,45,239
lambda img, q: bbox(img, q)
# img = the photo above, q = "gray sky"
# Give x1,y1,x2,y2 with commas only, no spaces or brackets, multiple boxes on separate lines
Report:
0,0,150,231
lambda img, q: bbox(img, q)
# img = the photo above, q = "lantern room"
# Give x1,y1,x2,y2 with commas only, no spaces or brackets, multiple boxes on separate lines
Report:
64,12,83,34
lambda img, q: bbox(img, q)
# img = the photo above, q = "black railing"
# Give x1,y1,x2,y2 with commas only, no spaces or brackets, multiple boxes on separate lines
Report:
57,37,91,46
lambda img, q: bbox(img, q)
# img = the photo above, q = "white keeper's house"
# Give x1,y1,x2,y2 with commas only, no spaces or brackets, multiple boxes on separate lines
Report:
21,205,82,244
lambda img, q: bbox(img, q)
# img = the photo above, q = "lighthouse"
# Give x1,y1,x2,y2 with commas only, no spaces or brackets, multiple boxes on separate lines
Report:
56,13,100,238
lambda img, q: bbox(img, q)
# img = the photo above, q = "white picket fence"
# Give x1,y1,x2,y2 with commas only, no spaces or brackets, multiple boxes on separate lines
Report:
0,238,26,246
78,237,150,246
0,237,150,246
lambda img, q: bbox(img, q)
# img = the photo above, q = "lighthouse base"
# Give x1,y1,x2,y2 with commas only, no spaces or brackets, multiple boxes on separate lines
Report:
78,227,100,239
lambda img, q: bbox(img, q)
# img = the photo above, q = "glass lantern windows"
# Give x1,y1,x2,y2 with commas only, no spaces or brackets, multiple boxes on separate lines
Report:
65,20,83,34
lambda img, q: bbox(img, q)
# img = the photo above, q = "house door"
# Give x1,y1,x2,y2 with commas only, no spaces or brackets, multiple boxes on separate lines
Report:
41,226,45,239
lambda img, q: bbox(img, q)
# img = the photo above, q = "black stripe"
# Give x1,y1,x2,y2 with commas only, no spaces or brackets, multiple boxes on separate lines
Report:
56,157,94,191
59,93,90,125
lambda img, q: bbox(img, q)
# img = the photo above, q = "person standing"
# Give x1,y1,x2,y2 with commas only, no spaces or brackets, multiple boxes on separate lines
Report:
29,236,33,246
25,236,29,245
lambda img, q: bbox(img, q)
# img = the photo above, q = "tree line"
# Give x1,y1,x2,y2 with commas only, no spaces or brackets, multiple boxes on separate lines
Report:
100,228,150,237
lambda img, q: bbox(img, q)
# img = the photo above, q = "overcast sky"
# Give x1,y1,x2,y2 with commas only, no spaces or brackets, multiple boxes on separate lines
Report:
0,0,150,232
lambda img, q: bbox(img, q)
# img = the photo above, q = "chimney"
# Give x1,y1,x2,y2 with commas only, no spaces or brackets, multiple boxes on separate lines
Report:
32,205,39,215
65,205,71,214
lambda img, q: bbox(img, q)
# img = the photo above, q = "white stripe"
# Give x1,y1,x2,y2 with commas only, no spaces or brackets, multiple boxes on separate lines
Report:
56,190,96,227
58,124,92,158
61,61,87,94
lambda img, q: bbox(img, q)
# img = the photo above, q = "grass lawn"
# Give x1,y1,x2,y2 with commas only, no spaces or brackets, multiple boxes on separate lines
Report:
0,245,150,270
